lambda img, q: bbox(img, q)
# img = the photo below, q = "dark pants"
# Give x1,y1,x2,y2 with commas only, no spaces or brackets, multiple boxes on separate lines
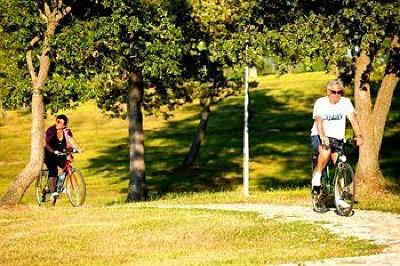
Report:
44,150,66,178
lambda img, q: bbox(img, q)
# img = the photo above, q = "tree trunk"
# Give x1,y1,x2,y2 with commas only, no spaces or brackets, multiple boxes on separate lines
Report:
354,36,400,195
0,90,44,205
127,72,146,202
354,50,384,194
182,95,211,169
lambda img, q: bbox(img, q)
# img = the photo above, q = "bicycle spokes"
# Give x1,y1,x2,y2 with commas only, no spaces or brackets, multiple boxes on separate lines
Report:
334,164,355,216
66,169,86,207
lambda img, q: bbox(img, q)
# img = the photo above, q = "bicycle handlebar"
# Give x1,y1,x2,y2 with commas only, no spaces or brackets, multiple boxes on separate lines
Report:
55,148,80,156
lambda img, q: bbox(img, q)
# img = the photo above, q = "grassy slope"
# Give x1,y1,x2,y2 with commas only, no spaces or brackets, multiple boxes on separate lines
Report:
0,72,398,264
0,72,399,208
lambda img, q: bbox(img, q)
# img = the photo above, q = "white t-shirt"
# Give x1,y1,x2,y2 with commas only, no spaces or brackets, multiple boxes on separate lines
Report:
310,96,355,140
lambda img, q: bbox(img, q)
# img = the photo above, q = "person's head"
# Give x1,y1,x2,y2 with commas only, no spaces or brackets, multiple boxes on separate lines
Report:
326,79,344,104
55,114,68,130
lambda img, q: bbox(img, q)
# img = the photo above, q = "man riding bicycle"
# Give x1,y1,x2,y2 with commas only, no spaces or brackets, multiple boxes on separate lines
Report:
310,80,363,210
43,114,81,201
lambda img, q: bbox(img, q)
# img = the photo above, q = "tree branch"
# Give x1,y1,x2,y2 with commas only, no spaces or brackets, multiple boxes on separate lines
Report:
44,2,51,17
39,9,48,23
391,35,400,49
29,36,40,47
372,35,400,150
56,6,71,23
26,36,41,82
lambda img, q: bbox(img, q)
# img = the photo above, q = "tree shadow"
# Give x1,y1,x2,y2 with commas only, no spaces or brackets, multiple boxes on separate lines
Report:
87,77,399,199
87,80,320,195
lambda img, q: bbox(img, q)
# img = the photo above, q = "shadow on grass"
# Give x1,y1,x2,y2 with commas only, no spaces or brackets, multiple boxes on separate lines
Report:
87,79,400,198
87,83,319,195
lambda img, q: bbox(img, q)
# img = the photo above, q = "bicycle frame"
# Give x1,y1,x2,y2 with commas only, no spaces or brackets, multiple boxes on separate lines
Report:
57,150,76,192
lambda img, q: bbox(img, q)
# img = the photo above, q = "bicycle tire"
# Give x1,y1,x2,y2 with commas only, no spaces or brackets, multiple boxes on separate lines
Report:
65,168,86,207
35,170,49,206
334,163,355,216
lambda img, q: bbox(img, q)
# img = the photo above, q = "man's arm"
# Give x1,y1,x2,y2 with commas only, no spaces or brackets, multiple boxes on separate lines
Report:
347,112,363,146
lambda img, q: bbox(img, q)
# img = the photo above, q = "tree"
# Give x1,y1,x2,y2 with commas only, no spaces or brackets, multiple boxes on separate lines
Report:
0,0,99,205
259,0,400,194
75,0,185,201
0,0,74,205
173,0,262,168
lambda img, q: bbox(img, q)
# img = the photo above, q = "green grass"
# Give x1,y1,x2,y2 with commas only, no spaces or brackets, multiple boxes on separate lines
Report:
0,206,379,265
0,71,399,264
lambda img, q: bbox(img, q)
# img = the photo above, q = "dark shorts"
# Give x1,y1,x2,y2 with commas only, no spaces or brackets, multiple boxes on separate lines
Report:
44,150,66,178
310,135,343,155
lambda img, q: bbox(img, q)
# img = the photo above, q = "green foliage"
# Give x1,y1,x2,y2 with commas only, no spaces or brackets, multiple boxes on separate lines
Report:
62,0,187,118
258,0,400,81
0,0,99,112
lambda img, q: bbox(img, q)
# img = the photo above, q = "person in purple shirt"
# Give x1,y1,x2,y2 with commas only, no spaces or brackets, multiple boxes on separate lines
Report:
43,114,81,201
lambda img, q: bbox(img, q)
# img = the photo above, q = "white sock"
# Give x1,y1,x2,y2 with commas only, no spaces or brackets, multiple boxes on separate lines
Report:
312,171,321,187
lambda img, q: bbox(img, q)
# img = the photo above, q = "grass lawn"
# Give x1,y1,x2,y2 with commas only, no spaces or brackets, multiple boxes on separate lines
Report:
0,206,379,265
0,72,399,264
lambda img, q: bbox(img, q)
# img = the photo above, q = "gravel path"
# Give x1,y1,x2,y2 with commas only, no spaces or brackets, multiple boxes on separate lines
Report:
155,203,400,265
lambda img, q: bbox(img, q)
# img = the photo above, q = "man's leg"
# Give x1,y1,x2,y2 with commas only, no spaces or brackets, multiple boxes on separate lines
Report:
312,147,330,194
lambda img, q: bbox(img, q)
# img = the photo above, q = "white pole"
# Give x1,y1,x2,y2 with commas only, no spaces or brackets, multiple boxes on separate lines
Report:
243,46,249,197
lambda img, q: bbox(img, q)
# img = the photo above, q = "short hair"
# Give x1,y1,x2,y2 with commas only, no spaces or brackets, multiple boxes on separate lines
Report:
326,80,344,91
56,114,69,126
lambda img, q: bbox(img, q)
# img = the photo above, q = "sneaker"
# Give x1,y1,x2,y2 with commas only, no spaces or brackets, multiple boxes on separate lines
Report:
50,192,59,200
337,199,350,209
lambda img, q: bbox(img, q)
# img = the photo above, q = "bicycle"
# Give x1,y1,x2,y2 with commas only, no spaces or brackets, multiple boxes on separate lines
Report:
311,138,356,216
35,147,86,207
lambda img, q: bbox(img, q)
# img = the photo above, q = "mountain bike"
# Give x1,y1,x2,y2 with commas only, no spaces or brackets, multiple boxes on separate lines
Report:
311,138,356,216
35,148,86,207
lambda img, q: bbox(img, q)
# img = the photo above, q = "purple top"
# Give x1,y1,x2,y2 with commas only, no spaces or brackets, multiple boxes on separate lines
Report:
45,125,73,152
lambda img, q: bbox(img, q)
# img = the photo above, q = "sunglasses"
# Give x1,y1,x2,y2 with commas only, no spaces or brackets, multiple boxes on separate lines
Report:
329,89,344,96
56,119,64,124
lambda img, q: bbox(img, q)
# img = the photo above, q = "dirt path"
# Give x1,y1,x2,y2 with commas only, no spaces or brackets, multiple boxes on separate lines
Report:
155,203,400,265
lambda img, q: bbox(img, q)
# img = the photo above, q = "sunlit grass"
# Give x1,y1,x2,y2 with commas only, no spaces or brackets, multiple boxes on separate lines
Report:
1,72,399,211
0,206,379,265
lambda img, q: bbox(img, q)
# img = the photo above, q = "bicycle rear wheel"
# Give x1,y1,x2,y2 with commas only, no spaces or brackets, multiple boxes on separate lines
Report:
35,170,49,206
65,168,86,207
334,163,355,216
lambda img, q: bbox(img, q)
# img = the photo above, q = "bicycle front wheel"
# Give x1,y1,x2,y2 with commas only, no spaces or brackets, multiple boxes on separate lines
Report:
334,163,355,216
35,170,49,206
65,168,86,207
